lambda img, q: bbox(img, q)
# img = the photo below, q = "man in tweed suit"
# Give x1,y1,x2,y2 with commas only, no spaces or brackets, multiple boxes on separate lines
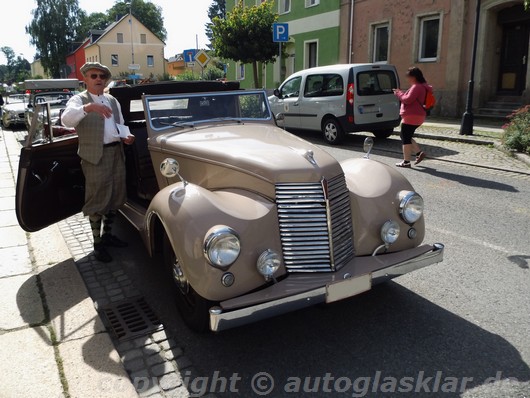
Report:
62,62,135,262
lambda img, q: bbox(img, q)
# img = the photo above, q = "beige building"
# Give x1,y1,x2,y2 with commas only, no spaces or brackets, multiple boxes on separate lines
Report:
84,13,166,81
345,0,529,118
30,59,51,79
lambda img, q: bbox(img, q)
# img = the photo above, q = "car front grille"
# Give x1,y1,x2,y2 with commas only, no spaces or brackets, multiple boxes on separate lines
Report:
275,174,354,273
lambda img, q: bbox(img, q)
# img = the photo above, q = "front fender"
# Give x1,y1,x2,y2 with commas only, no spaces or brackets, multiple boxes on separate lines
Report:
341,158,425,256
146,182,284,301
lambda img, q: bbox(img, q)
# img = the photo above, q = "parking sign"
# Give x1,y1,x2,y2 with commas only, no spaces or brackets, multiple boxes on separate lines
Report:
273,23,289,42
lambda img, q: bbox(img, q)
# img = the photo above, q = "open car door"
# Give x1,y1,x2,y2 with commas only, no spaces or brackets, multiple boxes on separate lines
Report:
16,103,84,232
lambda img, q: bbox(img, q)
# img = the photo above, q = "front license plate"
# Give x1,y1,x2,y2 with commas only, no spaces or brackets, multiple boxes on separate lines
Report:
326,274,372,304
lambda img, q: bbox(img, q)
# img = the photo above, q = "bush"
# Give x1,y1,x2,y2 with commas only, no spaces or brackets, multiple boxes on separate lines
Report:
502,105,530,155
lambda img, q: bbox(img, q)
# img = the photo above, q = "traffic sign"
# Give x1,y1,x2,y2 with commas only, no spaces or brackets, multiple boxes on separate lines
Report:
128,74,142,79
186,62,196,68
273,23,289,42
128,64,140,70
194,50,211,68
183,49,198,63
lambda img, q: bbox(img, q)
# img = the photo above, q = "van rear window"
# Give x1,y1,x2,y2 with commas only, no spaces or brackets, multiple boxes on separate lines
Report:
357,71,397,96
304,74,344,98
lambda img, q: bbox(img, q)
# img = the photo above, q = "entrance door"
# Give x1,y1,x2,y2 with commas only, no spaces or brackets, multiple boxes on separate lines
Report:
498,22,529,95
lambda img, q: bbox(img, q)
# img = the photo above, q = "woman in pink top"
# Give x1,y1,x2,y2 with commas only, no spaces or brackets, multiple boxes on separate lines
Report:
393,67,432,168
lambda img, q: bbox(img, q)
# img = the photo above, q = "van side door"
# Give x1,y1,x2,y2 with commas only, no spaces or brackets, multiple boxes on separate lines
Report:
269,76,302,129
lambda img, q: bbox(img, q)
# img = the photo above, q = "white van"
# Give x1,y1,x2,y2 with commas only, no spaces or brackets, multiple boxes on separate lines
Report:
269,64,401,144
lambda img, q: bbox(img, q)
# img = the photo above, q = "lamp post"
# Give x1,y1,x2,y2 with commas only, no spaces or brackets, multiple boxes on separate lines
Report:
128,0,136,84
460,0,482,136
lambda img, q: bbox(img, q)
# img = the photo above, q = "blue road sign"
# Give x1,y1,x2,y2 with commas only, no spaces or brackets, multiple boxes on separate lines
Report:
128,74,141,80
183,49,198,63
273,23,289,42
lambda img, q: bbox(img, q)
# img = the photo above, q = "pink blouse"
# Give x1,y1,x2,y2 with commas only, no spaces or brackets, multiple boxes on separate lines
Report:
394,83,432,126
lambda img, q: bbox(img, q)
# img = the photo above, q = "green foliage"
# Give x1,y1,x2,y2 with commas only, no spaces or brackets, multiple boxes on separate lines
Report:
211,0,278,88
175,70,199,81
107,0,167,42
157,72,174,82
205,0,226,50
0,46,31,82
502,105,530,155
76,12,110,41
525,0,529,10
26,0,82,78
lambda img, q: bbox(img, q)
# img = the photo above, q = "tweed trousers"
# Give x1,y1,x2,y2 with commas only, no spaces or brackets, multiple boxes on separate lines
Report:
81,144,126,217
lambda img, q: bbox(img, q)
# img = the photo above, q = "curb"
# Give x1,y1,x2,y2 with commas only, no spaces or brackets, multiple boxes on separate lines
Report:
414,132,495,146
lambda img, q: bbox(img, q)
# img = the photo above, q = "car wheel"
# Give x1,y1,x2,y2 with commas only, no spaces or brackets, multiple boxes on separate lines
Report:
372,129,394,139
163,235,213,333
322,118,345,145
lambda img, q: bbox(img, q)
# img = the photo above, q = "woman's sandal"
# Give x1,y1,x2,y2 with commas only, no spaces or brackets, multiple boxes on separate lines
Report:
395,160,411,168
415,151,426,165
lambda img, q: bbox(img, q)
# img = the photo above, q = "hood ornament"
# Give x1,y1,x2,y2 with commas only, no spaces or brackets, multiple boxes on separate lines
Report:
289,147,318,166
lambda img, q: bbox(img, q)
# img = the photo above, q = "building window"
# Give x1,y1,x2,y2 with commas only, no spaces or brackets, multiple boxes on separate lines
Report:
418,15,440,62
236,62,245,80
111,54,119,66
305,0,319,7
140,34,146,44
372,23,389,63
279,0,290,14
147,55,154,67
305,40,318,68
117,33,123,43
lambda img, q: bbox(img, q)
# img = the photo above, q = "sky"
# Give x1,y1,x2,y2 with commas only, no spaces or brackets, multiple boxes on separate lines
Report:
0,0,211,65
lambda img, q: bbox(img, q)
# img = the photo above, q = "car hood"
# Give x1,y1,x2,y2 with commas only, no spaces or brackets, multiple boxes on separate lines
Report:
154,123,343,184
3,103,26,112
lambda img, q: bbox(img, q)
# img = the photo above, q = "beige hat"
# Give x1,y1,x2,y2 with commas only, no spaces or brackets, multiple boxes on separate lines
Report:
80,62,111,79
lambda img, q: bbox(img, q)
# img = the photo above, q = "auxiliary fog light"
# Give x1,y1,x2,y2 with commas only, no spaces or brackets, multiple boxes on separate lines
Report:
381,220,400,245
256,249,281,280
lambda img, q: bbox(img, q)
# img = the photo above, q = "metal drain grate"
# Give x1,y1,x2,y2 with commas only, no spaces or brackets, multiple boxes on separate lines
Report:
100,296,163,341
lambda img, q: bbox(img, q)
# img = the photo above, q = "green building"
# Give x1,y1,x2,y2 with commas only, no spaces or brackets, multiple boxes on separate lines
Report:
224,0,347,89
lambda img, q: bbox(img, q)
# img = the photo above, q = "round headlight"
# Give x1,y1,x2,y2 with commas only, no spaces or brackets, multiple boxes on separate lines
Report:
381,220,400,245
203,226,240,268
256,249,281,279
399,191,424,224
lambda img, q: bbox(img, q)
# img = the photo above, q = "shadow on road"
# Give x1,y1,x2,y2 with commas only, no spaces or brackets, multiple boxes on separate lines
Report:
417,166,518,192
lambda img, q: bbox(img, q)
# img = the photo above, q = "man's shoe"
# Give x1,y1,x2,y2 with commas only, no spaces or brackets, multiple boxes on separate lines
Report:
94,243,113,263
101,234,128,248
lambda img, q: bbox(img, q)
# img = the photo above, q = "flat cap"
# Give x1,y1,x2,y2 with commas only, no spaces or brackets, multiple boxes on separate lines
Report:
80,62,111,78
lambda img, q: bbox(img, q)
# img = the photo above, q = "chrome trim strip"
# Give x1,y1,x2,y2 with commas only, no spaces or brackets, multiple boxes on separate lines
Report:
209,243,444,332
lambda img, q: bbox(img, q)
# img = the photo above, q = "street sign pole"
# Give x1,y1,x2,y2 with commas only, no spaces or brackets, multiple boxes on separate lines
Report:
273,23,289,83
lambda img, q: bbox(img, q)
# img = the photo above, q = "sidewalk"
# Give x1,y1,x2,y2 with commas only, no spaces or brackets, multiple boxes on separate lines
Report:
0,127,138,398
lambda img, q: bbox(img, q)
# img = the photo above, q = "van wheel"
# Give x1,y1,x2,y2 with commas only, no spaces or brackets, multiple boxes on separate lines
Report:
163,235,213,333
322,118,344,145
372,129,394,139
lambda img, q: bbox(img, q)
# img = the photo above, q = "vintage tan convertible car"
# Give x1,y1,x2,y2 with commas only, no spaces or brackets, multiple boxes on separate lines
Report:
16,81,444,332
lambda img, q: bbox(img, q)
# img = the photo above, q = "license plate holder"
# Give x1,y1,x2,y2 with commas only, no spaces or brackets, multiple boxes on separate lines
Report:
326,273,372,304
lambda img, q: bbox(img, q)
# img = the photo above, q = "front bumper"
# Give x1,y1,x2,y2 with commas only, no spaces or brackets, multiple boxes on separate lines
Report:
209,243,444,332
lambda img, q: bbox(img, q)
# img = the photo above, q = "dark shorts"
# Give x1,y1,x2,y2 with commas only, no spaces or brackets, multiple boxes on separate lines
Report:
400,123,420,145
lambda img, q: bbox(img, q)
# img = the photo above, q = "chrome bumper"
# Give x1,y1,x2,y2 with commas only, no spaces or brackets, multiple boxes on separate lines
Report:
209,243,444,332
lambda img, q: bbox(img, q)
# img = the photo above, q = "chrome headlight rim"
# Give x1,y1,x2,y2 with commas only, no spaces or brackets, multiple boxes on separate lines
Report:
203,225,241,269
256,249,281,280
381,219,400,245
399,191,424,224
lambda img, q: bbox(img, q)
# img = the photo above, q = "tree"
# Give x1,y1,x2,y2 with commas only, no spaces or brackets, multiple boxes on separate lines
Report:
211,1,278,88
107,0,167,43
75,11,110,41
1,46,31,82
26,0,82,78
205,0,226,50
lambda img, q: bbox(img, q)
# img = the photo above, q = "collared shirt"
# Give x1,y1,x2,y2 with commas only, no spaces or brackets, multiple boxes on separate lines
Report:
62,92,125,144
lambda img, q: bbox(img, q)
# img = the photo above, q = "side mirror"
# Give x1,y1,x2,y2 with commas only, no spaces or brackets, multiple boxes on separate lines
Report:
363,137,374,159
275,113,285,121
273,88,281,98
160,158,188,186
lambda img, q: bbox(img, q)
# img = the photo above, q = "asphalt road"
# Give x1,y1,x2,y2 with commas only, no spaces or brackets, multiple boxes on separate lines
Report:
109,132,530,398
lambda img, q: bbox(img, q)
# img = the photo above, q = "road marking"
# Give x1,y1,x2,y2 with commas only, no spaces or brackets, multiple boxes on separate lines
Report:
427,226,511,254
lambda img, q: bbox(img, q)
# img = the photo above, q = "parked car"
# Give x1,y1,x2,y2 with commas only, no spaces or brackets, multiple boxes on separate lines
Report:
2,93,29,129
269,64,401,144
16,81,443,332
24,79,79,131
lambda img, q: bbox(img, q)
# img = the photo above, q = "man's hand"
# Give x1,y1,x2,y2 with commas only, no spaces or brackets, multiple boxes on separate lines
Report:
122,135,135,145
84,103,113,118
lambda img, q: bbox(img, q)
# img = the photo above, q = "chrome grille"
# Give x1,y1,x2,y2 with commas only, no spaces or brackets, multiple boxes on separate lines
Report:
276,174,354,272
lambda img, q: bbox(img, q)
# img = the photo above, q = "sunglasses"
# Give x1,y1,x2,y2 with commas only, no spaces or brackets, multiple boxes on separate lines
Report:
89,73,108,80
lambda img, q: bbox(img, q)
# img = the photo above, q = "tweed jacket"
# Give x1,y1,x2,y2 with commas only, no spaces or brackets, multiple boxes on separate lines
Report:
75,91,123,165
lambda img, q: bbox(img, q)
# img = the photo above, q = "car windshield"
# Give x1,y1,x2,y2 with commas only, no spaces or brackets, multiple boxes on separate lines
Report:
7,94,28,104
144,91,272,131
33,92,73,107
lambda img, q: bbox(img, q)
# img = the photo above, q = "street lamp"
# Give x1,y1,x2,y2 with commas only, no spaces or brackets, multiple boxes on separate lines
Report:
126,0,136,84
460,0,482,136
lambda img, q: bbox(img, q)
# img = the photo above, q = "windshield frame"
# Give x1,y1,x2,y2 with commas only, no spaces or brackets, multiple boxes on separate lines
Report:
143,90,273,133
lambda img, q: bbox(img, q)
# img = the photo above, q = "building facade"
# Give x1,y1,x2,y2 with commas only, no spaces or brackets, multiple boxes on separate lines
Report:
225,0,345,88
349,0,529,117
83,14,166,82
